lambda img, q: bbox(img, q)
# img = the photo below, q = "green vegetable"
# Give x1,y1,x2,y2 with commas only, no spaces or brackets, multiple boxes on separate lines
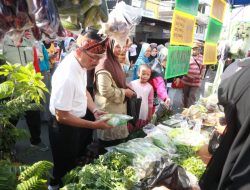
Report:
61,152,138,190
173,144,206,179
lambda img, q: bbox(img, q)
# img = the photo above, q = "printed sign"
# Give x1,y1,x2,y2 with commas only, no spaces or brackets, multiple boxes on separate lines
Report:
205,18,223,44
165,46,192,79
203,43,217,65
175,0,199,16
210,0,226,23
170,10,196,47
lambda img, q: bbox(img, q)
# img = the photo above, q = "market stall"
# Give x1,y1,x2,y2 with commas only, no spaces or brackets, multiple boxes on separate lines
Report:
58,94,227,190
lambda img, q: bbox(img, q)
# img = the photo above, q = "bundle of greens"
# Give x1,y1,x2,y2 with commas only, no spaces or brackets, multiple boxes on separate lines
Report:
61,152,138,190
172,144,206,179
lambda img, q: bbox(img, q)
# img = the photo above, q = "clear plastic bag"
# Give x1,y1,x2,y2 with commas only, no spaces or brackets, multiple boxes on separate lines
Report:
146,133,176,158
168,128,208,147
109,138,168,179
100,1,142,46
99,114,133,127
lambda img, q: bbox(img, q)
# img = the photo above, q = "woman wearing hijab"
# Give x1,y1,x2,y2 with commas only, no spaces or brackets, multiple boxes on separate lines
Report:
94,39,135,154
60,37,76,61
149,47,170,106
199,65,250,190
148,43,158,62
132,43,151,80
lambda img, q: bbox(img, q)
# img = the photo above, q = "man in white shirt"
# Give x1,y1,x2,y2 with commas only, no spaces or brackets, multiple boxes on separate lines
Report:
128,43,137,65
48,31,112,190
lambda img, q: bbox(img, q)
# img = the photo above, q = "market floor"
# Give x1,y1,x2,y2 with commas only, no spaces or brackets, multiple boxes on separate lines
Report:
15,118,53,164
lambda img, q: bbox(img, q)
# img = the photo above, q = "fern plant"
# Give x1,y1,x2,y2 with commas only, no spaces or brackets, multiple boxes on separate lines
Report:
18,161,53,181
0,160,53,190
0,63,48,158
16,176,47,190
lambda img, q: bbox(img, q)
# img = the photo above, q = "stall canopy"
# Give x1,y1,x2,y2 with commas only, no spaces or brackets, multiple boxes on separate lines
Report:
228,0,250,6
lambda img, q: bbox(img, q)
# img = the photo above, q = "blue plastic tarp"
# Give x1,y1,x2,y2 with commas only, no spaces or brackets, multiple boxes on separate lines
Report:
228,0,250,5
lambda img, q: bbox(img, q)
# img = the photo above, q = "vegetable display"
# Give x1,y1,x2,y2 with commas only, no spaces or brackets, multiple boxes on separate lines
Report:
61,152,138,190
173,145,206,179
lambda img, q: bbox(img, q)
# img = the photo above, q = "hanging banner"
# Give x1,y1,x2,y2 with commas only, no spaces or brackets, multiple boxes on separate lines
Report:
205,18,223,44
210,0,227,22
145,0,160,19
203,43,217,65
175,0,199,16
165,46,192,79
170,10,196,47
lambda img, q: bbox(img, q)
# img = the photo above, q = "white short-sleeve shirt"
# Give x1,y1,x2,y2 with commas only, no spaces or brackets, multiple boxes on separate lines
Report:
50,52,87,117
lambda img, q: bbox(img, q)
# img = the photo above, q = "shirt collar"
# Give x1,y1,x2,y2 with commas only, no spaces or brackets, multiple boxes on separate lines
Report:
70,52,86,74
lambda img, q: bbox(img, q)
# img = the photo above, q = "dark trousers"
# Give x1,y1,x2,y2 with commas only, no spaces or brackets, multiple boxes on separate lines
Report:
26,110,41,145
10,110,41,145
78,109,94,157
48,116,93,187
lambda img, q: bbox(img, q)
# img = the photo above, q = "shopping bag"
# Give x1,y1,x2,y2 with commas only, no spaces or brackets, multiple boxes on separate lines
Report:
171,78,184,89
208,130,222,154
127,95,142,125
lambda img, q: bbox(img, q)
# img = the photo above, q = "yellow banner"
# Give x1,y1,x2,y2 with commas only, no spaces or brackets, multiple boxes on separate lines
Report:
145,0,160,19
210,0,226,23
170,10,196,47
203,43,217,65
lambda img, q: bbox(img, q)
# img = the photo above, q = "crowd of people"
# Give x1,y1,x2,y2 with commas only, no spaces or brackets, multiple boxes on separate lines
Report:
2,28,207,189
3,27,250,190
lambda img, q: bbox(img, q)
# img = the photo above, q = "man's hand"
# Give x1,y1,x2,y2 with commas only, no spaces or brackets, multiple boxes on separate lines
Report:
92,119,113,130
93,109,107,119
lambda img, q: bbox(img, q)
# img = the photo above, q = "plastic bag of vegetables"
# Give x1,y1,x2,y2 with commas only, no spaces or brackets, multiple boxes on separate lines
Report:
99,114,133,127
168,128,208,147
110,138,168,179
146,132,176,157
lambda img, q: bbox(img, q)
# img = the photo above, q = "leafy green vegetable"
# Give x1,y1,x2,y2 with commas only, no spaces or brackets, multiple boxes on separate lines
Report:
173,144,206,179
62,152,138,190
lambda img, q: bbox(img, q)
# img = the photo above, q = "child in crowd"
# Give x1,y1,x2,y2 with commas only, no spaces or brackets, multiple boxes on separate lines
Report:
130,64,154,130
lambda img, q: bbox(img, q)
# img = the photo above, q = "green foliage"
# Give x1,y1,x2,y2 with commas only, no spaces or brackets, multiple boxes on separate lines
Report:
62,167,81,185
0,63,48,158
0,63,48,104
0,81,14,99
16,176,47,190
0,126,30,156
0,160,53,190
62,152,138,190
173,144,206,179
0,160,17,190
18,161,53,181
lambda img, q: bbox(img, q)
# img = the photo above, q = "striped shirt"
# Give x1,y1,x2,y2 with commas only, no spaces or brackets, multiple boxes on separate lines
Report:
182,54,206,87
